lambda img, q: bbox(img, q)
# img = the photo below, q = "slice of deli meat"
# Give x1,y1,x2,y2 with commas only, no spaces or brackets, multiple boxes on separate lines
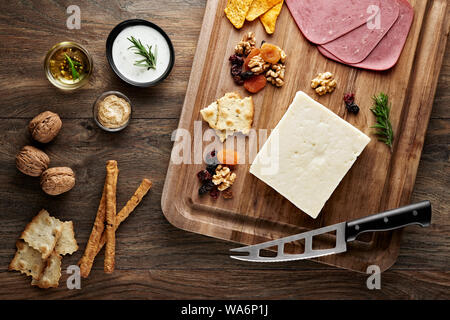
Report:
317,0,414,71
321,0,400,64
286,0,380,44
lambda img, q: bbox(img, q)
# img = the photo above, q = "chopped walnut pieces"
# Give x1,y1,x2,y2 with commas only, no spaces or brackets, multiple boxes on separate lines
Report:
248,55,271,75
311,72,337,96
266,63,286,87
279,49,287,64
212,165,237,191
235,32,256,56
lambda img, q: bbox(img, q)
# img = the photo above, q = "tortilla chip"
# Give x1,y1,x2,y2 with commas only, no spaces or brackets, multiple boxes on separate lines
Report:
9,240,46,280
31,252,61,288
246,0,282,22
55,221,78,256
225,0,254,29
260,0,284,34
20,209,63,260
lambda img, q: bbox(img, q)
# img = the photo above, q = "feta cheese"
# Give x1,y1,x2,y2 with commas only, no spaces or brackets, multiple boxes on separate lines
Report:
250,91,370,219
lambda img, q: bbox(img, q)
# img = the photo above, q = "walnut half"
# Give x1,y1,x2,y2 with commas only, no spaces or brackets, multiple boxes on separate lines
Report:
234,32,256,56
311,72,337,96
212,165,236,191
266,63,286,87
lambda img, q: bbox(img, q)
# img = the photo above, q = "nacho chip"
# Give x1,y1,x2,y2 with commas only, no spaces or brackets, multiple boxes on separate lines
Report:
9,240,46,280
55,221,78,256
260,0,284,34
246,0,282,22
225,0,254,29
31,252,61,288
20,209,63,260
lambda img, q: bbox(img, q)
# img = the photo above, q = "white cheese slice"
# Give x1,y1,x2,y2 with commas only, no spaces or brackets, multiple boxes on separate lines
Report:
250,91,371,219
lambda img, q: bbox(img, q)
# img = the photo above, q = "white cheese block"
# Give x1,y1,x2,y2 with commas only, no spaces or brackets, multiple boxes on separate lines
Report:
250,91,371,219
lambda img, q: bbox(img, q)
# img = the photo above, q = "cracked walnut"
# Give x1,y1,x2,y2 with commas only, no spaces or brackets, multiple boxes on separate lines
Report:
212,165,237,191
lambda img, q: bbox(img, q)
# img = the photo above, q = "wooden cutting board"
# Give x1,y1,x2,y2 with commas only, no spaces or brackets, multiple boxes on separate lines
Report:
162,0,448,272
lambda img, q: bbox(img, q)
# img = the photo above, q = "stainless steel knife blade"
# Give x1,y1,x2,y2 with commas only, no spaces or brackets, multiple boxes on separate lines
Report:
230,222,347,262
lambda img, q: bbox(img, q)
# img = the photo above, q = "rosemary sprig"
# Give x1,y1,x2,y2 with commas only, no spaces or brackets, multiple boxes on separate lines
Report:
64,53,80,80
127,36,157,70
371,92,394,151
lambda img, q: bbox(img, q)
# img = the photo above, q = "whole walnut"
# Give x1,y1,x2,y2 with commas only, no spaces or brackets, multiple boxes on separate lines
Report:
40,167,75,196
28,111,62,143
15,146,50,177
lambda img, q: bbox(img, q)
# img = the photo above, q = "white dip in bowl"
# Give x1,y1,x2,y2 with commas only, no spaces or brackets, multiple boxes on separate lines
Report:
110,23,173,85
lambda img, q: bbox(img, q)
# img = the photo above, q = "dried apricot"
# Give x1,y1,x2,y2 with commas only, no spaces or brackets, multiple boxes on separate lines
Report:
260,43,281,64
244,74,267,93
244,48,261,70
217,149,239,165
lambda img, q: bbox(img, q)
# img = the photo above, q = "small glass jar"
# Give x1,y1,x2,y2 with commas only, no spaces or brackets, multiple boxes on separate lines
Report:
44,41,93,90
93,91,132,132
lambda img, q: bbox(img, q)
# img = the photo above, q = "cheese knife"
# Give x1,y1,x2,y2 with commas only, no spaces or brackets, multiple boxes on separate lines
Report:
230,201,432,262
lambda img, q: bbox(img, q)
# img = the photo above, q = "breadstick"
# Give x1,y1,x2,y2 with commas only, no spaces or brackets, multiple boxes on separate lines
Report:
104,160,118,274
78,182,107,278
95,179,152,255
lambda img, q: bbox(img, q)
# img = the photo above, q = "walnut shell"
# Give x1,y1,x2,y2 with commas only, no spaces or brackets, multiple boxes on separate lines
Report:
16,146,50,177
28,111,62,143
40,167,75,196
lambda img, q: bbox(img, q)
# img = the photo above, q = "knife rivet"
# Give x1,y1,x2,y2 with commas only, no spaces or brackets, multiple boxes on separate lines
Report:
384,217,389,223
413,210,418,216
355,225,359,230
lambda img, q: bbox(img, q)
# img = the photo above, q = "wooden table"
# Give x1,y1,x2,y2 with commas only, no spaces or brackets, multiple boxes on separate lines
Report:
0,0,448,299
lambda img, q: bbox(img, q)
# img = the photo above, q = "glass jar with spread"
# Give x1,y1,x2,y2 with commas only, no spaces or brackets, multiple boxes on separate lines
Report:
93,91,132,132
44,41,93,90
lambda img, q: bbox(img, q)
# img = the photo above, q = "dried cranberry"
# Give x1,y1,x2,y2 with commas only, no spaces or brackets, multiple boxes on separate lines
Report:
346,102,360,114
344,93,355,105
199,180,215,196
229,54,244,66
209,186,219,199
206,164,218,175
197,170,212,183
210,150,216,157
233,75,244,85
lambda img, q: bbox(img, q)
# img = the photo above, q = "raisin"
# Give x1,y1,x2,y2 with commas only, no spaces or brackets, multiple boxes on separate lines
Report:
199,180,214,196
261,40,266,47
209,186,219,199
197,170,212,183
222,189,233,199
206,164,218,175
346,102,360,114
233,75,244,85
344,93,355,105
231,64,242,76
240,71,255,80
229,54,244,66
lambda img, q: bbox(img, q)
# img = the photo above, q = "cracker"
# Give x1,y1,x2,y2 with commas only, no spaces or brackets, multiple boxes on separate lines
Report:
104,160,118,274
260,0,284,34
200,101,228,142
246,0,282,21
31,252,62,288
55,221,78,256
224,0,254,29
9,240,46,280
216,94,254,135
20,209,63,259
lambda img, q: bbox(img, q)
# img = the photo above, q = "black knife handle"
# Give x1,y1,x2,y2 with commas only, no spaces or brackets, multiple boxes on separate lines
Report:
345,201,432,242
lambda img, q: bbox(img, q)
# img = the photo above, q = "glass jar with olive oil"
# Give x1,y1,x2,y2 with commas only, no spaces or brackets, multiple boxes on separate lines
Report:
44,41,92,90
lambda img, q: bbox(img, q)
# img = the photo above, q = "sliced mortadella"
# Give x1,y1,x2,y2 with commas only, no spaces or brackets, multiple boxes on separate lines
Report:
285,0,381,45
321,0,400,64
317,0,414,71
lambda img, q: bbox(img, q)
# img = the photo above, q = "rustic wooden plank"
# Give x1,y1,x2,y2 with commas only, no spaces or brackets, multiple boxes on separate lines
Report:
0,269,448,300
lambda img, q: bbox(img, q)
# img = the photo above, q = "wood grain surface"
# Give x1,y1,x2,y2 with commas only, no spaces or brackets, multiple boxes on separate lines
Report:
0,0,448,299
162,0,448,272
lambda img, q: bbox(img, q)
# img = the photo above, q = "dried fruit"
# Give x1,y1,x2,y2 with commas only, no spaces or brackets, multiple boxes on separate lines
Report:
205,150,219,165
244,48,261,69
244,74,267,93
240,71,255,80
344,93,359,114
344,93,355,105
229,54,244,66
217,149,239,165
206,164,219,175
222,189,233,199
15,145,50,177
260,43,281,64
197,170,212,183
209,187,219,199
28,111,62,143
199,180,215,196
346,103,360,114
